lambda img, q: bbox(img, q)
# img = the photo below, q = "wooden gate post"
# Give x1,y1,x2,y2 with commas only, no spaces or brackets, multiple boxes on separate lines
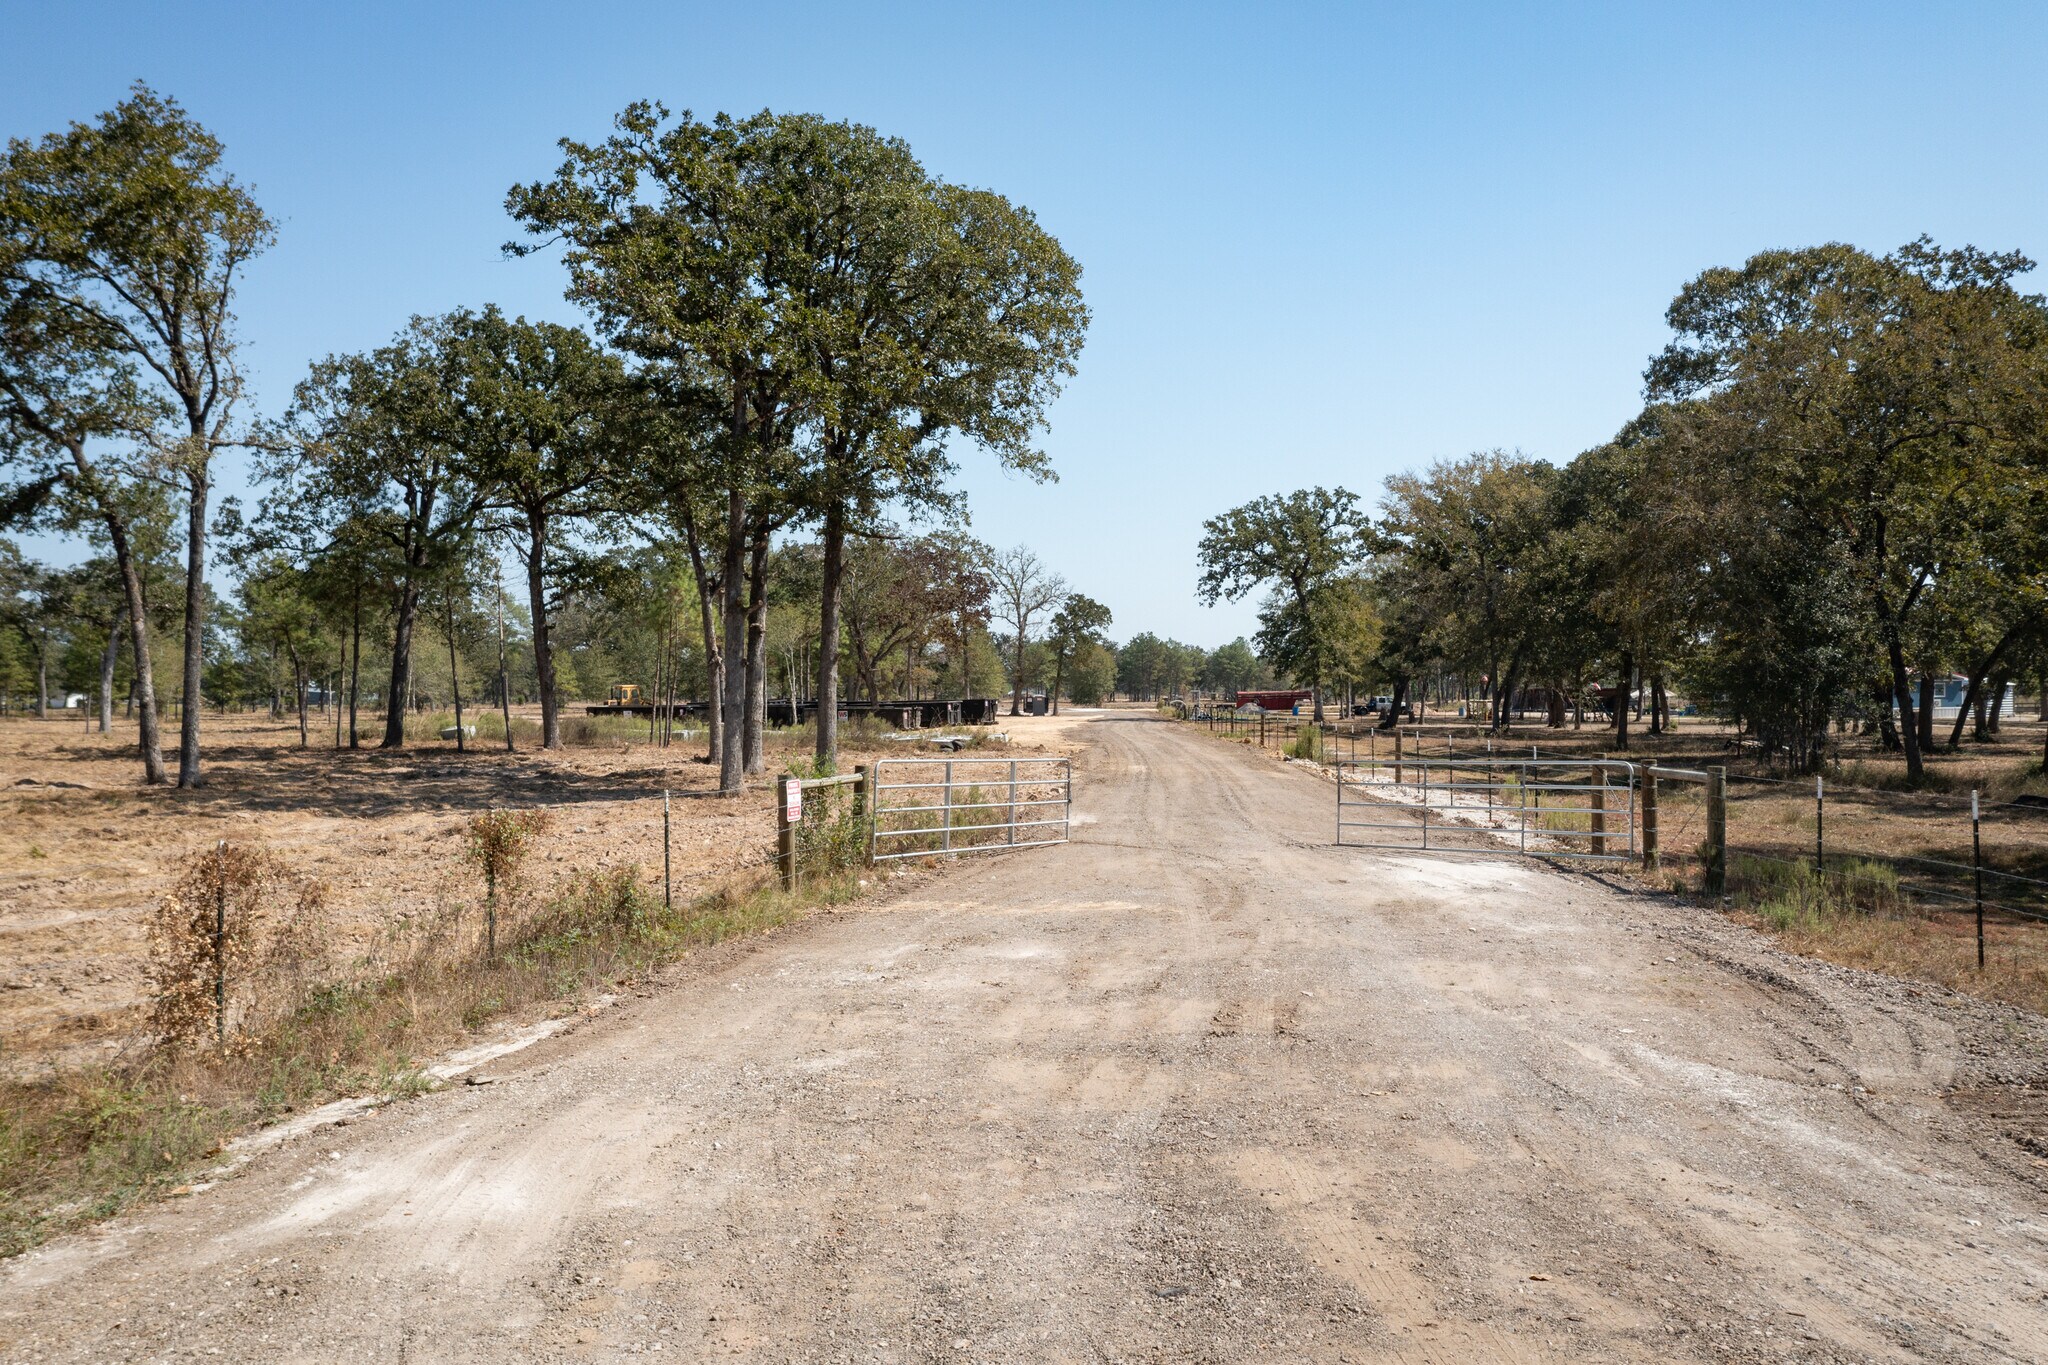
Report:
1590,770,1607,854
777,774,798,891
1705,766,1727,898
1642,771,1660,872
1394,730,1404,785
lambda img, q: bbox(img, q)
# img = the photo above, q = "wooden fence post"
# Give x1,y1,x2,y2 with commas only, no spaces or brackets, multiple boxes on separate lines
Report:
1705,766,1727,898
1590,770,1607,855
777,774,798,891
1394,730,1404,785
1642,771,1660,872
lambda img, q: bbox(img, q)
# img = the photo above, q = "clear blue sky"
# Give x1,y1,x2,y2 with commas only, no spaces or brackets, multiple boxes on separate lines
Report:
7,2,2045,642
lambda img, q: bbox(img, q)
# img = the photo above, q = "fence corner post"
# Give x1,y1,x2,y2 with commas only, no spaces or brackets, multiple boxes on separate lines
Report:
855,763,875,869
1704,765,1727,898
776,773,798,891
1642,771,1660,872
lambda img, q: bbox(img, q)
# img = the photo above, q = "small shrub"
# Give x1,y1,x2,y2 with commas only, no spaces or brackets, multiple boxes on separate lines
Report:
146,843,329,1051
1286,724,1322,761
464,808,551,955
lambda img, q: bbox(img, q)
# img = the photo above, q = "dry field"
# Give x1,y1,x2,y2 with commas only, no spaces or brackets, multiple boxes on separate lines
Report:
0,706,1067,1077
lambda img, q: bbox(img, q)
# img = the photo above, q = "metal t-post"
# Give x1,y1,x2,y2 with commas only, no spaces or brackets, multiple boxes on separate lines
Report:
1973,790,1984,970
860,764,878,867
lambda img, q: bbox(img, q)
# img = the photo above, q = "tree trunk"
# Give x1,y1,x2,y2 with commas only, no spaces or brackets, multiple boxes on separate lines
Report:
381,577,421,749
177,469,208,787
348,591,363,750
743,528,769,775
1051,650,1064,716
678,502,723,767
718,486,748,795
1875,679,1900,751
1986,675,2009,735
1649,674,1666,735
815,500,845,766
1916,674,1936,753
1378,677,1407,732
102,505,167,783
446,589,467,754
494,564,515,753
1886,632,1925,782
1009,623,1026,716
99,606,123,734
288,641,308,748
33,643,48,719
525,520,560,750
1614,650,1633,751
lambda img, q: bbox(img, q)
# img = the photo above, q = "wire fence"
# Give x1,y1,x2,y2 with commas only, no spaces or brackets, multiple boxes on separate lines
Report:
1178,709,2048,952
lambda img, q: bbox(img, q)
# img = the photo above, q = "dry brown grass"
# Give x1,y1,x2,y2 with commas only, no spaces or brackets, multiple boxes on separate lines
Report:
0,852,862,1258
1754,909,2048,1017
0,706,1065,1075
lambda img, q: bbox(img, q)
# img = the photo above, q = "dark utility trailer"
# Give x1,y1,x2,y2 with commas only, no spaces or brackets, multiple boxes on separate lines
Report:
583,695,1005,727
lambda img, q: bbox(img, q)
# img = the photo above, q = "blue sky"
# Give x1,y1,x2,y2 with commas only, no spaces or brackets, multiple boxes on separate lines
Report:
7,2,2045,642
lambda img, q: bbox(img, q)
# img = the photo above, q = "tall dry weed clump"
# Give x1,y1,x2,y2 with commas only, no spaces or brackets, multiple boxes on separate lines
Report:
465,808,552,954
147,842,331,1051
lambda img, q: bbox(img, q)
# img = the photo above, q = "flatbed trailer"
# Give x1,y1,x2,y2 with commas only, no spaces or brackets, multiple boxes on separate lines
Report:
581,697,1005,726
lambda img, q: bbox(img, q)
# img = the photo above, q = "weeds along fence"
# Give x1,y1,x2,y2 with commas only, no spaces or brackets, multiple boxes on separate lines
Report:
774,769,872,891
1719,775,2048,960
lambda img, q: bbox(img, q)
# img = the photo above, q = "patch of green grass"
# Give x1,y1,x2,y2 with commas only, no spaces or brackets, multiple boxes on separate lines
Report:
0,1071,234,1258
1285,724,1323,761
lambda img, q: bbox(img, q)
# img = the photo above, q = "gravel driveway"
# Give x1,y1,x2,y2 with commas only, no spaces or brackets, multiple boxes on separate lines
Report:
5,711,2046,1363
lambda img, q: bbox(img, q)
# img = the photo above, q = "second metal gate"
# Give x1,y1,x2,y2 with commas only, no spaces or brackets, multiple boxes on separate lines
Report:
1336,757,1639,862
870,756,1074,863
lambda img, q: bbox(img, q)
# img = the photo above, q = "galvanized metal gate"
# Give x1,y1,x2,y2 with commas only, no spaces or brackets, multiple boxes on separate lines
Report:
871,756,1073,863
1336,757,1639,862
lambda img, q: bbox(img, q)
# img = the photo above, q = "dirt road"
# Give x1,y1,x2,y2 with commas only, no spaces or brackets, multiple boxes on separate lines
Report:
6,712,2047,1363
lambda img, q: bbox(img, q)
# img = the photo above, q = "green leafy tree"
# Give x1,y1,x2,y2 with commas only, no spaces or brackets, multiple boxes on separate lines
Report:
507,105,846,793
1046,593,1112,714
439,306,629,749
0,84,274,786
277,315,487,749
1065,640,1117,706
1647,239,2048,781
1196,487,1371,722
